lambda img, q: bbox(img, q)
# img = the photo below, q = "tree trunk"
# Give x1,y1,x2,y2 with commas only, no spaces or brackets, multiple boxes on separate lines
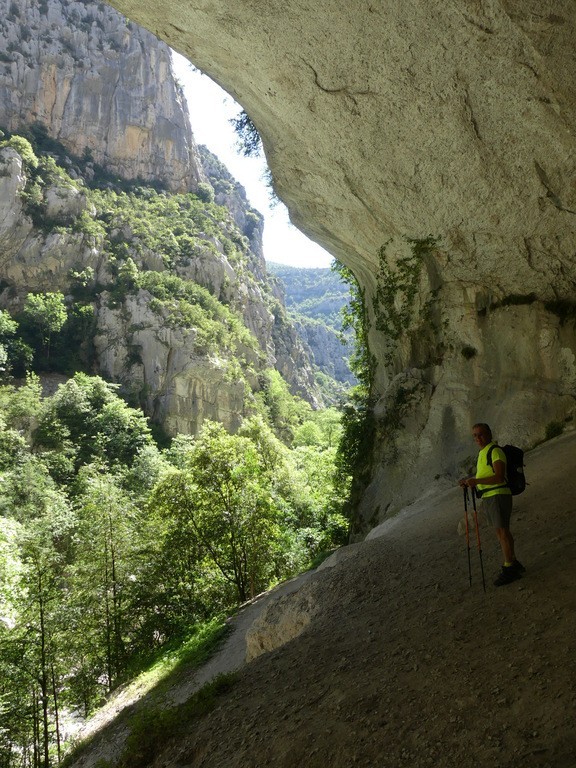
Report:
103,535,113,692
37,573,50,768
32,685,40,768
51,662,61,764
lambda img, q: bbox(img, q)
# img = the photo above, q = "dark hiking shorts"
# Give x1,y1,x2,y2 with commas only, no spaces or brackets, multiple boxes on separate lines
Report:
482,494,512,528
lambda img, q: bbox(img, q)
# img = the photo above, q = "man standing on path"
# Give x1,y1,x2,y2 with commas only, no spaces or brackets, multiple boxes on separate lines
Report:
459,423,525,586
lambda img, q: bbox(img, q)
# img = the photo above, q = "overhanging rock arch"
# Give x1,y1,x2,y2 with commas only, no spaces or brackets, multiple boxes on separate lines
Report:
108,0,576,531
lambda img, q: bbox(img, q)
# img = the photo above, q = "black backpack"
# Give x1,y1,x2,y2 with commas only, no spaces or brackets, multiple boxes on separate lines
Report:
487,444,526,496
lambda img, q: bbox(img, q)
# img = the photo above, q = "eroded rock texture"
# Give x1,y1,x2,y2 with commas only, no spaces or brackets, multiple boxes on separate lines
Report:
108,0,576,528
0,0,201,191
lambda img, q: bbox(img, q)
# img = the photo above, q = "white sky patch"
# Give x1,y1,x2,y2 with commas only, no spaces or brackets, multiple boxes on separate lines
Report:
171,52,333,269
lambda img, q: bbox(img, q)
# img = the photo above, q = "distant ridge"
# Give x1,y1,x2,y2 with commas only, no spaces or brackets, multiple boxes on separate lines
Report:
267,262,356,402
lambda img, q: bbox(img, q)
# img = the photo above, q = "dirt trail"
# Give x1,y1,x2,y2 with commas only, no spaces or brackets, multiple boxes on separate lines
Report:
79,430,576,768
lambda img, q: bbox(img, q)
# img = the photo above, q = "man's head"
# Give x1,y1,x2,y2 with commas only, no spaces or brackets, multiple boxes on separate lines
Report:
472,422,492,448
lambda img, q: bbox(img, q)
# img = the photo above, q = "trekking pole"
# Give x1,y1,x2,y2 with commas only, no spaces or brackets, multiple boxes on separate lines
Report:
463,486,472,587
471,488,486,593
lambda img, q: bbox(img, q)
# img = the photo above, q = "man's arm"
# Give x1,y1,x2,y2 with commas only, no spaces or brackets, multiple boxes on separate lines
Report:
464,459,506,488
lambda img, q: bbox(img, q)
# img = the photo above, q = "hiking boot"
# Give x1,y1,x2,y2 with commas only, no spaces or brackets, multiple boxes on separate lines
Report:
493,566,521,587
511,559,526,574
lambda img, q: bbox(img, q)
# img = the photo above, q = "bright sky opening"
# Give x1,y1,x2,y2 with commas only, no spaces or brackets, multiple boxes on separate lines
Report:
171,52,334,270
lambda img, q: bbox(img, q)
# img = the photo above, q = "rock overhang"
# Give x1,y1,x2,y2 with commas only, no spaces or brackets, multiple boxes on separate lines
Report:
105,0,576,529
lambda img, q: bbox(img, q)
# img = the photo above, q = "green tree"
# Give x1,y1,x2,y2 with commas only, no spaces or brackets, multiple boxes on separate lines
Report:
0,135,39,169
229,110,262,157
0,310,17,376
0,464,74,768
195,181,215,204
258,369,311,444
311,407,343,448
0,414,29,471
0,374,43,438
33,373,154,476
0,620,36,768
22,292,67,367
69,467,138,697
0,311,34,377
151,422,283,604
18,521,65,768
332,260,376,515
292,420,323,447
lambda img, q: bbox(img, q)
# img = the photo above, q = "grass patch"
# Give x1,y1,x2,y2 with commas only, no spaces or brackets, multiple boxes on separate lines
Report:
125,617,231,696
62,618,231,768
117,673,238,768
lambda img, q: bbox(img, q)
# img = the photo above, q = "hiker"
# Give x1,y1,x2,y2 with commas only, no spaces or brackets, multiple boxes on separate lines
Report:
459,423,525,586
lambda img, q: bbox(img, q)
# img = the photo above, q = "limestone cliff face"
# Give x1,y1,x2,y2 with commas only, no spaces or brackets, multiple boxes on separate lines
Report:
0,0,201,191
198,146,321,405
0,137,322,433
107,0,576,529
293,317,354,386
0,147,107,297
0,0,324,434
94,290,260,436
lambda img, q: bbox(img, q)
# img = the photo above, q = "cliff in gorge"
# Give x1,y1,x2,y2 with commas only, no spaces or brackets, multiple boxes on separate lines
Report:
107,0,576,530
0,0,323,436
0,0,200,191
268,262,356,401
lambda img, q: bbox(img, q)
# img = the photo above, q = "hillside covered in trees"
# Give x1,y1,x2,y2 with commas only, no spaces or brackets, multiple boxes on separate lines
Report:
268,263,356,402
0,124,366,768
0,367,351,764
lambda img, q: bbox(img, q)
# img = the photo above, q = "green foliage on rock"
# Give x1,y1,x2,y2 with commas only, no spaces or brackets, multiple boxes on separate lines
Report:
0,134,39,169
22,291,67,364
330,262,377,521
137,270,259,358
0,133,269,395
89,184,247,269
373,237,434,340
256,369,311,444
0,309,18,376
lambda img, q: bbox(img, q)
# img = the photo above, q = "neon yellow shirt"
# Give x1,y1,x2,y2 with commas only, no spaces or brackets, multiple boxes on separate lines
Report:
476,443,511,498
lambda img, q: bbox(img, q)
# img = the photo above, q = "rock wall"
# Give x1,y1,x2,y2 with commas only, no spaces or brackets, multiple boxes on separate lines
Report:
0,142,321,435
0,0,201,191
198,146,321,405
107,0,576,529
0,0,325,433
94,290,260,435
293,316,355,386
0,147,107,294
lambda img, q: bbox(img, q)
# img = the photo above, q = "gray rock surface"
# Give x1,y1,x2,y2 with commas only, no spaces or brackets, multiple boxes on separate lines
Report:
293,316,355,385
0,0,201,191
0,0,325,432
